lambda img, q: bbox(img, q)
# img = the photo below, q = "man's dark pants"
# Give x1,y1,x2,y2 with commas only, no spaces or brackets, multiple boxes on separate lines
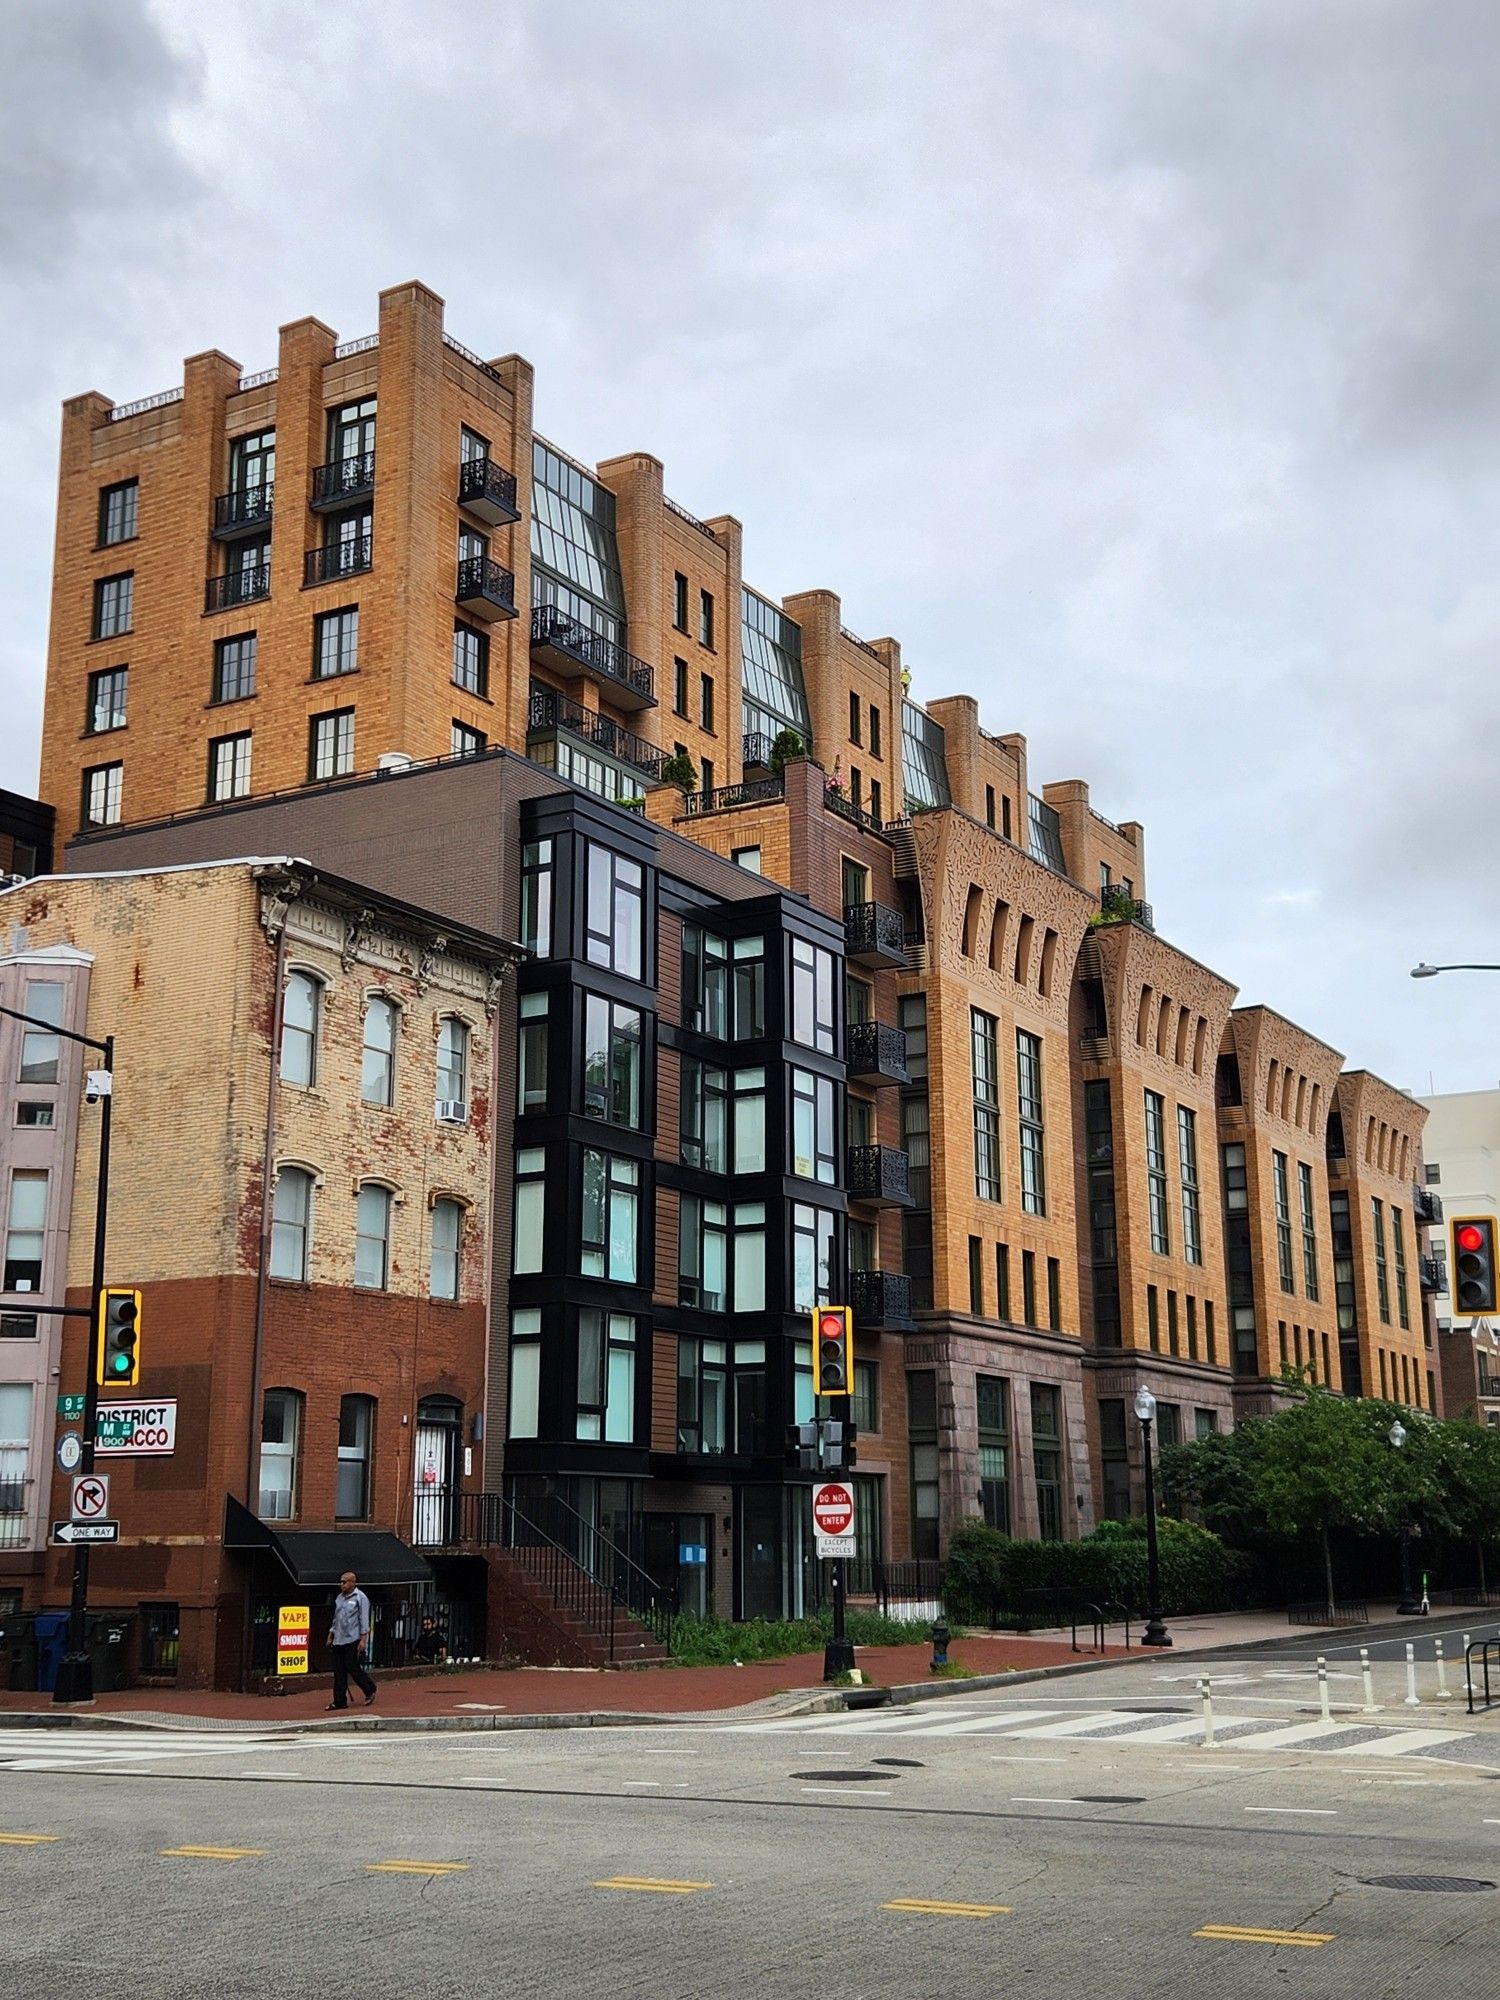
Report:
330,1642,375,1708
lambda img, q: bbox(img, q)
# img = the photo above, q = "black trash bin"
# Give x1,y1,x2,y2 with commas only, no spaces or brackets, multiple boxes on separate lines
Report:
1,1612,39,1691
86,1613,133,1693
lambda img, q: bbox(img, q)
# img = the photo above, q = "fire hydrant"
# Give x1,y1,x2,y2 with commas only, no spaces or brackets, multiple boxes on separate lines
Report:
930,1620,951,1671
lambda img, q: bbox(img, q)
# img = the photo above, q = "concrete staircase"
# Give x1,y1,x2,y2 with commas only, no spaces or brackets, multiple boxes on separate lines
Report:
485,1545,671,1670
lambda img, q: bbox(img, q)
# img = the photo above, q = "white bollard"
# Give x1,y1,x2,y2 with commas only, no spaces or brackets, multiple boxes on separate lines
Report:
1199,1675,1215,1748
1360,1647,1378,1714
1464,1633,1474,1705
1317,1655,1332,1724
1435,1637,1452,1701
1405,1641,1420,1707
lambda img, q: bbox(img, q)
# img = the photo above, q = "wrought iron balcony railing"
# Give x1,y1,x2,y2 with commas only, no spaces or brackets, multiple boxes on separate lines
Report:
311,452,376,508
846,1143,913,1206
455,554,517,619
843,900,907,966
1413,1185,1444,1227
844,1019,909,1084
825,788,884,834
457,455,521,524
1097,885,1155,932
204,564,271,613
211,484,274,537
1420,1254,1444,1294
742,732,775,771
679,777,784,816
849,1268,915,1329
304,538,372,586
530,605,655,707
527,691,665,783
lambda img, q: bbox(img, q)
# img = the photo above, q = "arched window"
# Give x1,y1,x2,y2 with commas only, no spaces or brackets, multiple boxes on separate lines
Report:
280,971,322,1087
336,1394,374,1520
437,1016,470,1114
258,1388,303,1520
361,995,398,1107
430,1198,463,1301
355,1183,392,1291
270,1168,313,1281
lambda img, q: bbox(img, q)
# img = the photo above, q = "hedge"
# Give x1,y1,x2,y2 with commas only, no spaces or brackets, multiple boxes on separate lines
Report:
668,1610,934,1667
943,1516,1253,1624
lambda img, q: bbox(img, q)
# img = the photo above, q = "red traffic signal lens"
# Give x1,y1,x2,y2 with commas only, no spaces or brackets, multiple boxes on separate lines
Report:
1457,1223,1486,1254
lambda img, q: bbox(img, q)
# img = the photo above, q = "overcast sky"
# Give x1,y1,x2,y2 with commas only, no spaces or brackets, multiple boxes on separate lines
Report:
2,1,1495,1093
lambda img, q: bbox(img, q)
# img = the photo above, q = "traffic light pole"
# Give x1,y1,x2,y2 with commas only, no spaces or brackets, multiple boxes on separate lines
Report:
822,1395,856,1681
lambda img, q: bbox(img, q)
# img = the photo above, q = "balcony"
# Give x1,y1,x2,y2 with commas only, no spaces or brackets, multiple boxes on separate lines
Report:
1420,1255,1444,1294
845,1019,909,1085
849,1268,915,1330
826,787,884,834
311,452,375,510
204,564,270,614
844,900,907,968
530,606,655,710
455,554,517,621
212,485,274,539
1413,1185,1444,1226
680,777,784,817
527,691,664,785
304,538,371,587
1096,885,1155,932
847,1144,913,1207
458,455,521,525
742,732,775,773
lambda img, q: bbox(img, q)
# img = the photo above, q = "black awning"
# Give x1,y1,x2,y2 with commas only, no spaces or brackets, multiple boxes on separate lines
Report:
223,1495,433,1589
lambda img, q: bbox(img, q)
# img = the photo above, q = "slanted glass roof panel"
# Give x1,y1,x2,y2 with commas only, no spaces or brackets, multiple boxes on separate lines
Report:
531,440,625,643
741,589,811,744
901,701,950,810
1028,794,1068,874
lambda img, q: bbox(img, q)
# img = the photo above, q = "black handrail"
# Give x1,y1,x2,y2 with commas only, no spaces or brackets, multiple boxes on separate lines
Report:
530,605,655,702
845,1019,908,1080
527,691,665,781
1467,1638,1498,1714
458,455,519,517
681,776,784,815
312,452,375,506
826,788,884,834
456,555,516,611
204,566,270,613
305,539,372,586
212,485,274,533
843,900,907,960
500,1496,620,1660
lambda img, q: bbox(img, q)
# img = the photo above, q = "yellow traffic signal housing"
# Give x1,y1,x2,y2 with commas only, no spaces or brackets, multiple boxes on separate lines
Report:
97,1287,142,1387
1450,1217,1498,1317
811,1305,853,1397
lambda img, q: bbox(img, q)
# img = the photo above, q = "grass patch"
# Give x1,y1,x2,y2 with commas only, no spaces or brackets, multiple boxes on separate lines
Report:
929,1660,976,1679
668,1611,935,1668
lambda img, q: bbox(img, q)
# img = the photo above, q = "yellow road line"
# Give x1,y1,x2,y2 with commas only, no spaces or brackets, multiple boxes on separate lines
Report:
1194,1925,1334,1948
592,1876,713,1895
365,1860,470,1876
161,1846,265,1861
0,1833,59,1846
883,1898,1012,1919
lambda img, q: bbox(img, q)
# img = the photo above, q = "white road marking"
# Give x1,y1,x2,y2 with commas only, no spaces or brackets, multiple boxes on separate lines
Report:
1230,1721,1351,1751
1336,1728,1469,1756
1000,1711,1143,1740
1244,1806,1338,1816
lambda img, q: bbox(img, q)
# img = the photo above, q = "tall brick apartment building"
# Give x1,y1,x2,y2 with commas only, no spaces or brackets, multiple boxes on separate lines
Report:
10,279,1445,1676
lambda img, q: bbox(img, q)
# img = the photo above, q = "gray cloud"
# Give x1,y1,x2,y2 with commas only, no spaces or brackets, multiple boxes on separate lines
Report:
1,0,1495,1088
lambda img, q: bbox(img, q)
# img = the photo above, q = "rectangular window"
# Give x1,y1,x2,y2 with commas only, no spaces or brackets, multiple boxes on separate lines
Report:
1016,1030,1046,1216
1031,1384,1063,1542
679,1195,728,1311
1157,1402,1182,1448
4,1171,47,1290
213,632,257,703
853,1359,879,1436
517,991,549,1115
1372,1197,1390,1324
790,1067,838,1184
849,691,862,745
257,1388,300,1519
577,1309,636,1443
1186,1292,1199,1359
86,665,127,734
1047,1257,1062,1331
308,708,355,780
82,762,122,827
680,1056,728,1172
336,1395,373,1518
682,926,728,1037
520,839,552,958
673,656,689,716
677,1337,728,1454
1205,1299,1217,1366
513,1148,546,1274
673,572,688,632
229,427,276,497
582,1150,639,1284
899,993,927,1081
968,1236,984,1315
700,673,715,733
1222,1141,1248,1211
700,756,713,797
977,1375,1010,1532
452,621,489,695
732,846,762,874
353,1185,391,1291
1177,1106,1202,1264
1393,1207,1410,1330
423,1194,463,1301
508,1310,542,1440
1022,1250,1037,1327
98,479,138,546
92,572,133,640
972,1009,1001,1202
207,731,252,802
733,1204,766,1311
1167,1288,1180,1355
1299,1161,1320,1301
313,606,359,679
791,1202,836,1311
790,938,837,1054
995,1243,1011,1322
451,720,486,758
584,844,645,979
1099,1399,1130,1520
698,588,714,648
870,705,881,758
908,1371,940,1560
985,784,997,829
1145,1090,1170,1254
583,995,643,1128
1273,1151,1295,1292
19,982,63,1085
1148,1284,1160,1352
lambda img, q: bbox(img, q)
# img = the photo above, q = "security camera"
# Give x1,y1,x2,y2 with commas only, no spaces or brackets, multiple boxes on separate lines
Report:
84,1083,100,1106
84,1069,112,1105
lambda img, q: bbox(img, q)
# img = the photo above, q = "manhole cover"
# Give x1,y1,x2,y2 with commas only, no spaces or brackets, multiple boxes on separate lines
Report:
1073,1795,1146,1805
792,1770,892,1783
1362,1876,1496,1894
873,1758,924,1769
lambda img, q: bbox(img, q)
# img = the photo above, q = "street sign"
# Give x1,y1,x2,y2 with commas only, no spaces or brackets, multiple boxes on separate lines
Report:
57,1394,85,1421
277,1605,310,1676
71,1473,110,1521
55,1431,83,1474
95,1398,177,1457
52,1519,120,1545
813,1479,856,1559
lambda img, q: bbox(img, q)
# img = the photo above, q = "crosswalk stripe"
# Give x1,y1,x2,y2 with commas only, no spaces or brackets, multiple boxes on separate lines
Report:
1112,1714,1270,1744
1227,1721,1351,1750
1334,1728,1469,1756
911,1710,1065,1737
999,1711,1142,1739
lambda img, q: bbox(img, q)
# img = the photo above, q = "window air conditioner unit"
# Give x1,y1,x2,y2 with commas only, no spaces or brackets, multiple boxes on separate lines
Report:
435,1099,469,1125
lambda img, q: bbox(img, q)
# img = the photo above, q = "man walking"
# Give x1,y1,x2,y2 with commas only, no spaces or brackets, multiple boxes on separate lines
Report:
326,1569,376,1710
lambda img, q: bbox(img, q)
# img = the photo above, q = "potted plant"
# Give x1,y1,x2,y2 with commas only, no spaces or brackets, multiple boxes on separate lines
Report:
660,752,698,796
768,729,807,777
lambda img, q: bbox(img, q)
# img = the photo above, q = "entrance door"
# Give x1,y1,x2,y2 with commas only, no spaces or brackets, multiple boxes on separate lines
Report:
739,1489,783,1620
412,1398,461,1547
644,1513,712,1620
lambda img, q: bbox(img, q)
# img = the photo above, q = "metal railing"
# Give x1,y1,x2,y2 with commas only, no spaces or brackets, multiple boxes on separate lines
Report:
1287,1600,1368,1627
528,690,665,781
332,333,379,358
845,1019,908,1080
843,900,907,961
236,367,279,392
455,554,516,611
1413,1185,1444,1226
529,606,655,702
442,332,506,387
848,1267,915,1328
458,455,519,517
108,386,183,422
1468,1639,1500,1713
825,788,884,833
204,565,271,613
828,1558,943,1615
312,452,375,506
212,485,275,533
679,776,784,816
1097,885,1155,931
1420,1254,1444,1293
741,732,775,770
665,495,717,539
839,624,881,660
846,1144,912,1204
305,538,372,586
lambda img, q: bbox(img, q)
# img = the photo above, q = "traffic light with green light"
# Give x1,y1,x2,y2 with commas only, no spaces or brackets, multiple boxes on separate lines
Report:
97,1288,141,1387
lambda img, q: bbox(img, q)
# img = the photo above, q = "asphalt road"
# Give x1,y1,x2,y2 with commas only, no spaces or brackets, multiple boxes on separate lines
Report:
1189,1608,1500,1665
4,1707,1500,2000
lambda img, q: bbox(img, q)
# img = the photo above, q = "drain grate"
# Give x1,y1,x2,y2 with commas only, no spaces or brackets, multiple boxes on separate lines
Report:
792,1770,892,1783
1073,1795,1146,1805
873,1758,924,1769
1362,1875,1497,1894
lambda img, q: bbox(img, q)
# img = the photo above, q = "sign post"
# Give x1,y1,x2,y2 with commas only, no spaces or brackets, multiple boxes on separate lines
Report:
277,1605,311,1677
814,1476,857,1681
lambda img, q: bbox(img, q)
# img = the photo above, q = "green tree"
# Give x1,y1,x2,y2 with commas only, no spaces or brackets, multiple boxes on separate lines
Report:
1431,1419,1500,1593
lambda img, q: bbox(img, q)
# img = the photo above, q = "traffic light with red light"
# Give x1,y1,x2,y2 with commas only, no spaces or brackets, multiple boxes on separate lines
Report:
811,1306,853,1398
1450,1218,1498,1316
97,1288,142,1387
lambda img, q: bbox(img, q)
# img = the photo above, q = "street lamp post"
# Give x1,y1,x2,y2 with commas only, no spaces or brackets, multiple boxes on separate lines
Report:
1388,1420,1423,1617
1134,1387,1172,1648
1410,963,1500,978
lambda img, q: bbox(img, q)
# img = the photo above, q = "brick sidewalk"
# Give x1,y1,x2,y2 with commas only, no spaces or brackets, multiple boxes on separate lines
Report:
0,1632,1124,1726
